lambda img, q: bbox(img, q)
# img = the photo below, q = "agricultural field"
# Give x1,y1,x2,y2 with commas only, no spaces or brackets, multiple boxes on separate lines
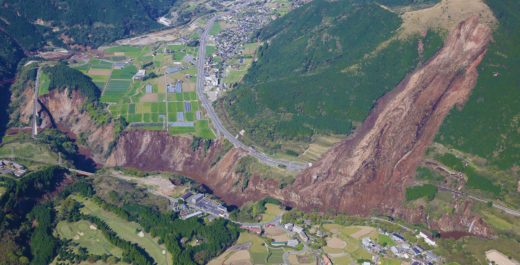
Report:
71,43,214,139
208,230,292,265
73,196,172,265
322,224,379,264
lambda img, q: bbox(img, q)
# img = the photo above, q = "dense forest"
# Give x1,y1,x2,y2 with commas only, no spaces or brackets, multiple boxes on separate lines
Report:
0,0,178,49
436,0,520,171
0,30,25,139
220,0,444,151
0,166,67,265
43,63,101,102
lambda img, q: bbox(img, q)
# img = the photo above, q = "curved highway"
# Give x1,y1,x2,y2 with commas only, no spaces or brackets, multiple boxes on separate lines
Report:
195,16,309,171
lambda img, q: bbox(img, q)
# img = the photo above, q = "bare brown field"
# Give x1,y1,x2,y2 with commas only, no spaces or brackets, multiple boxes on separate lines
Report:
264,227,291,241
183,80,196,92
225,250,252,265
88,69,111,76
288,254,315,265
301,135,344,161
326,237,347,249
350,226,375,239
486,250,520,265
140,94,158,102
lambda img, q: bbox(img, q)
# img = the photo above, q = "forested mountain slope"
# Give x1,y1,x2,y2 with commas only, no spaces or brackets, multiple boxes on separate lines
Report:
437,0,520,170
219,0,444,151
0,0,177,49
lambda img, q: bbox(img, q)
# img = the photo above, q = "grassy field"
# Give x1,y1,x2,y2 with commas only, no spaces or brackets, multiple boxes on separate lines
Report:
260,203,283,223
195,120,215,139
0,140,59,165
377,234,396,247
209,21,223,36
38,71,50,96
206,45,216,57
74,196,171,265
104,46,145,57
56,220,124,257
90,60,113,69
236,232,268,264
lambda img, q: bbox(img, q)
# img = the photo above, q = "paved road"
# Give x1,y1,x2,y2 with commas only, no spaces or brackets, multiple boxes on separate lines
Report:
436,185,520,217
370,217,414,232
195,15,308,171
31,67,41,138
233,213,283,227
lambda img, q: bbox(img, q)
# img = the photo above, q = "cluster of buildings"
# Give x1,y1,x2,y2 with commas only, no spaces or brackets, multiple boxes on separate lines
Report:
359,229,442,265
178,192,228,220
284,223,309,243
0,159,26,177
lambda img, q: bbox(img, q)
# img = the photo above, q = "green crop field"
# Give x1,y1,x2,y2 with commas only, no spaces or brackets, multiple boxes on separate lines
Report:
168,126,196,135
75,196,171,265
196,120,215,139
105,46,143,57
56,220,124,257
91,61,113,69
101,80,131,102
405,184,437,201
111,65,137,79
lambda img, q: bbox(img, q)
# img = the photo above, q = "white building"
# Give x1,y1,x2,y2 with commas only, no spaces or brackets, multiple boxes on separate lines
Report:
298,231,308,243
293,225,304,233
284,223,293,231
133,69,146,80
417,231,437,247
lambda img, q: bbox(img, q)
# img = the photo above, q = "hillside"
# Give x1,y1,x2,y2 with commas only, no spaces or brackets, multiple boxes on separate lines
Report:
8,63,126,168
436,0,520,170
0,0,178,50
218,0,444,152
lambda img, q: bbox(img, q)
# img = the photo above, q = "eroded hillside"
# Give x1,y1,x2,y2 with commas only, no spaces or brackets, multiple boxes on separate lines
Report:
289,16,491,215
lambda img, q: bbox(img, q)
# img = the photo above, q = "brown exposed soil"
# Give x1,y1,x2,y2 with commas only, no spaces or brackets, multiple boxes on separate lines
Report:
15,88,114,165
432,200,494,238
105,130,284,206
6,16,495,238
105,18,493,233
283,16,491,221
